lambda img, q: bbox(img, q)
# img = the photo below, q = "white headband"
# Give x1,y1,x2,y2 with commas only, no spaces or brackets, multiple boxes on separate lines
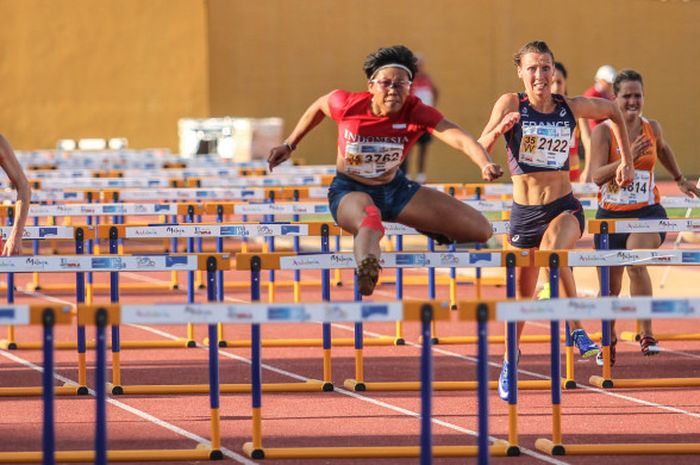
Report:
370,63,413,80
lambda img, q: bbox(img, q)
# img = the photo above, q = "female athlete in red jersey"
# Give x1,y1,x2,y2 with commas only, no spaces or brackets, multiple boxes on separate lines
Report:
267,45,502,295
590,69,700,362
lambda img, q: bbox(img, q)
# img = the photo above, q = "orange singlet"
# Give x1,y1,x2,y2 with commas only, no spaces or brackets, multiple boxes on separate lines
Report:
597,117,660,211
568,126,581,182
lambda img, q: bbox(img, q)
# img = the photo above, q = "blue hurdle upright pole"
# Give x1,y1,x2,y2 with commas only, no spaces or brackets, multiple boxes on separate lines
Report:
108,227,122,394
352,271,365,390
205,256,223,458
320,225,333,391
548,253,564,452
505,252,520,455
427,238,438,343
394,234,405,345
94,308,108,465
476,302,490,465
419,303,434,465
42,308,56,465
248,256,264,458
215,205,226,346
75,227,89,395
599,221,613,385
185,206,197,345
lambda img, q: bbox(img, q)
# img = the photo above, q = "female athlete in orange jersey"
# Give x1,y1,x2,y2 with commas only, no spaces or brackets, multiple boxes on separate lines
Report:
590,69,700,362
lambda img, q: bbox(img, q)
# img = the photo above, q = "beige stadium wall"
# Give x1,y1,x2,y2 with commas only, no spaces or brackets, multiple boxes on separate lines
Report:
1,1,697,183
208,0,700,182
0,0,209,151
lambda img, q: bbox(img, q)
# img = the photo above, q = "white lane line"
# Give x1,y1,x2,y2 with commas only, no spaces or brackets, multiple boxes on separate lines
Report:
22,272,699,462
350,286,700,422
121,271,176,285
0,350,258,465
134,324,570,465
19,290,77,307
332,322,700,421
12,289,259,465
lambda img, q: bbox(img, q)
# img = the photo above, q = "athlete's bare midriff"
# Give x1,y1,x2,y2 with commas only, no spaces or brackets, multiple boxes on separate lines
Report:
336,152,398,186
512,171,572,205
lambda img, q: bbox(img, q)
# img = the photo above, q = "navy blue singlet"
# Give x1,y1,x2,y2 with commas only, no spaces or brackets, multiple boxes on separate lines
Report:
504,92,576,175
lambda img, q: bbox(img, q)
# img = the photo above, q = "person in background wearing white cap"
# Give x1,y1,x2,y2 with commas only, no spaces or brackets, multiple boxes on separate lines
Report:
583,65,617,131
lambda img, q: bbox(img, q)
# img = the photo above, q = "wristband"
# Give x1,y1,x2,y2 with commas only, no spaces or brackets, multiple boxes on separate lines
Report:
284,141,296,152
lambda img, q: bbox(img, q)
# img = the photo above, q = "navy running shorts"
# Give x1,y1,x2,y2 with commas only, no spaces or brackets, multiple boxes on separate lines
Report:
327,170,421,223
593,203,668,250
508,192,585,249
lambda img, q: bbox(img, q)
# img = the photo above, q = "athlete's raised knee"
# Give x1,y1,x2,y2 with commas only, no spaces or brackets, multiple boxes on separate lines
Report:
359,205,384,237
453,220,492,244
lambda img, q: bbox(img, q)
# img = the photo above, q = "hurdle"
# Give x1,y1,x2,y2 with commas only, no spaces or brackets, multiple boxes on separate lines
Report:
71,303,224,463
102,221,399,349
591,217,700,344
0,304,74,464
0,202,207,293
0,225,91,352
336,250,545,392
99,253,326,395
242,300,511,463
214,197,334,280
543,233,700,390
0,253,230,396
484,293,700,456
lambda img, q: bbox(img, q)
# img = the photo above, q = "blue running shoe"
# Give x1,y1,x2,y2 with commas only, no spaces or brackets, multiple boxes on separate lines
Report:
571,329,600,359
498,359,511,401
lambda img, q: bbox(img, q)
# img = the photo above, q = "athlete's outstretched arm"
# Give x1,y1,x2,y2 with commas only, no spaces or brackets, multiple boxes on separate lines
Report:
478,93,520,154
577,119,593,182
589,124,619,186
653,120,700,198
568,96,633,186
0,135,30,255
267,94,332,171
432,118,503,181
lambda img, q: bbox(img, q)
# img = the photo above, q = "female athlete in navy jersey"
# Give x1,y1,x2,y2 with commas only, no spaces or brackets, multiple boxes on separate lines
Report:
478,41,634,400
268,45,503,296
